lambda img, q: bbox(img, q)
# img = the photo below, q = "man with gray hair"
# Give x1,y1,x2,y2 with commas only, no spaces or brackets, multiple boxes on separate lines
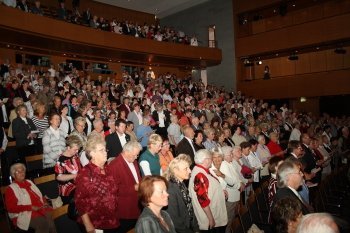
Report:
109,141,142,232
297,213,339,233
189,149,228,232
272,161,312,215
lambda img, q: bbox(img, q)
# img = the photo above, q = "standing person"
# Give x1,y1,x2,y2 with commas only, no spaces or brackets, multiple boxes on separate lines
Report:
135,175,176,233
139,134,163,176
31,101,49,154
257,134,272,181
267,156,284,208
42,113,66,172
136,117,154,151
109,141,143,233
247,139,263,190
158,139,174,173
12,104,37,159
127,103,143,132
54,135,82,204
59,104,74,137
193,130,205,151
75,134,120,233
167,115,181,148
165,154,199,233
176,125,196,163
105,119,130,159
189,149,227,233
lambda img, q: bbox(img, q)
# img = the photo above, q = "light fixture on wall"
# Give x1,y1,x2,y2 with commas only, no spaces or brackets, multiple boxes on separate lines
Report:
300,97,307,103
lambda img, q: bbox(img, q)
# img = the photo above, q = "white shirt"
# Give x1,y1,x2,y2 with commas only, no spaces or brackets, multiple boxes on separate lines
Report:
49,126,60,139
118,132,127,147
247,151,263,182
158,111,165,127
123,157,139,183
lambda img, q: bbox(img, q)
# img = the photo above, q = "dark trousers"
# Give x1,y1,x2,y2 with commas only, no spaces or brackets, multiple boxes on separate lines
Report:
200,226,226,233
119,219,137,233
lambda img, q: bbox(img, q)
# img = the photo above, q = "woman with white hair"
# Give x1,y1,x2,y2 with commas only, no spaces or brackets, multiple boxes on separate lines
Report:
5,163,57,233
189,149,227,232
165,154,199,233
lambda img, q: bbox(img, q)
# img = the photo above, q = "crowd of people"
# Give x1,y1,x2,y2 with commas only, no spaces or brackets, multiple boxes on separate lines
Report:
1,0,200,46
0,59,349,233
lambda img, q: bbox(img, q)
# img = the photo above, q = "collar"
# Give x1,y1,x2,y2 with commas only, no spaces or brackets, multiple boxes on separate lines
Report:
196,164,210,174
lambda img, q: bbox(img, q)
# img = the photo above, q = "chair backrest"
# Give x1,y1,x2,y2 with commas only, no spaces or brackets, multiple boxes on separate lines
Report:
53,205,82,233
254,188,269,222
25,154,43,172
34,174,59,199
231,216,244,233
247,192,263,223
238,203,253,233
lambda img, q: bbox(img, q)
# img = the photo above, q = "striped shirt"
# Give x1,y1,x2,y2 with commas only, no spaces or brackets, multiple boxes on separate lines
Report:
31,115,49,138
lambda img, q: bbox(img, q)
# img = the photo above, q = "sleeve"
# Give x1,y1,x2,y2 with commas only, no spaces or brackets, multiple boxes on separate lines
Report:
166,187,188,232
42,130,53,158
193,172,210,208
139,161,151,176
220,163,240,189
54,159,65,176
12,119,27,141
74,170,91,215
1,128,8,150
5,187,32,213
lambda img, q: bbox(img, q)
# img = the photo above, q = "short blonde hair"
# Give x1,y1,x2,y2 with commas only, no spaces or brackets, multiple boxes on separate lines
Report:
85,133,106,160
148,134,162,147
164,154,192,180
74,116,86,127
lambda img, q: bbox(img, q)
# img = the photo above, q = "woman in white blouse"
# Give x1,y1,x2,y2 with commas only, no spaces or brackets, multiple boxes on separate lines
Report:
59,104,74,137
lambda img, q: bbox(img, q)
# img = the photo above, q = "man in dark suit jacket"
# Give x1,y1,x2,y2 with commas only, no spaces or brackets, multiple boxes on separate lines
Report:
118,97,131,118
152,104,170,138
106,119,130,159
301,133,321,184
271,161,312,215
109,141,142,233
175,126,196,164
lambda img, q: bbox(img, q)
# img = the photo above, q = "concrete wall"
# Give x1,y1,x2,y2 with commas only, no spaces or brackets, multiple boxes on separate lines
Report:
161,0,236,91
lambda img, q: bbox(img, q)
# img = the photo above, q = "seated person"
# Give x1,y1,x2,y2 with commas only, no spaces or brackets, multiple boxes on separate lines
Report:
5,163,57,233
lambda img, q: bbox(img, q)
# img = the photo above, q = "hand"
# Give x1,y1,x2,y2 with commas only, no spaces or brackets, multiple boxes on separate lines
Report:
32,206,41,211
0,148,4,155
213,169,224,178
239,183,245,192
208,216,216,229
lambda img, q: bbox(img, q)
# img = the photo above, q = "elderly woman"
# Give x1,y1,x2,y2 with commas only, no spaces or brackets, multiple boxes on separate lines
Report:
165,154,199,233
31,101,49,154
257,134,272,180
76,101,93,135
7,97,23,139
75,133,120,232
203,128,217,150
70,116,88,166
189,149,227,232
139,134,163,176
90,118,104,137
5,163,57,233
136,175,176,233
267,132,285,158
59,104,74,137
231,125,246,146
12,104,37,158
54,135,82,204
42,113,66,171
159,139,174,173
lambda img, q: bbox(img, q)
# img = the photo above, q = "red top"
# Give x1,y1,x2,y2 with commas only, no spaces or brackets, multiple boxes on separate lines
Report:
5,180,51,225
75,162,119,229
55,154,81,196
267,141,283,157
193,165,211,208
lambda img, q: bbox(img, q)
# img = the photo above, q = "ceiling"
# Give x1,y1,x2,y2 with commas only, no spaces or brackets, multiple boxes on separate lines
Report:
93,0,210,18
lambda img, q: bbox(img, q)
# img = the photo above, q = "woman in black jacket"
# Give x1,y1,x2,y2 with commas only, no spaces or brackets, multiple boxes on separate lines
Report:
165,154,199,233
12,104,37,159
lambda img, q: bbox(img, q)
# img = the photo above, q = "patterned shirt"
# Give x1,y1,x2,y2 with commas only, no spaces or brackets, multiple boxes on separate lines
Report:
268,175,277,207
193,165,211,208
55,154,81,196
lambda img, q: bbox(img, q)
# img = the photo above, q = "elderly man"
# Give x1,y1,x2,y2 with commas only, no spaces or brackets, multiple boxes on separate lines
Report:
272,161,312,215
175,125,196,163
297,213,339,233
189,149,227,232
109,141,142,233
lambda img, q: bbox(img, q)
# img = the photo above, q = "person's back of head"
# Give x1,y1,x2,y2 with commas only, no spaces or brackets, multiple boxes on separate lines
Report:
296,213,339,233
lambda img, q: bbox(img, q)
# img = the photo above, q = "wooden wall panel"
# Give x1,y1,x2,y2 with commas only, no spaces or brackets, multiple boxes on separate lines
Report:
235,13,350,57
309,51,327,72
290,97,320,116
292,5,324,25
280,58,295,76
237,69,350,99
251,20,266,34
254,62,265,79
323,0,350,17
344,47,350,68
326,50,344,70
295,53,311,74
268,58,282,77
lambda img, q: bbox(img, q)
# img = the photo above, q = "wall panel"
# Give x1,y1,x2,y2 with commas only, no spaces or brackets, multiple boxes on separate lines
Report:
309,51,327,73
295,53,311,74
